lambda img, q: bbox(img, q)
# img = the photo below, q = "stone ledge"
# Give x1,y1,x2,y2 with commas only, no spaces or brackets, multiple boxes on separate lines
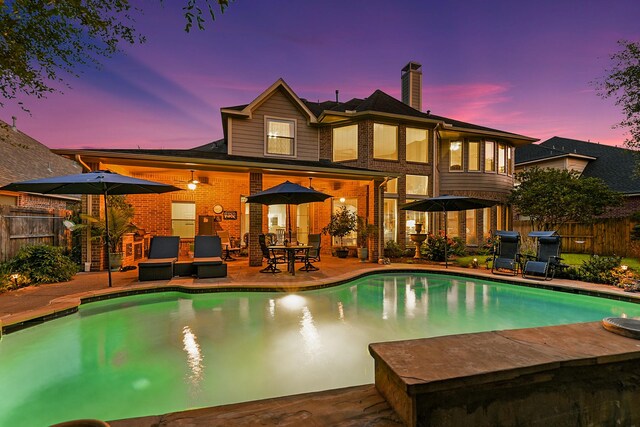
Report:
369,321,640,426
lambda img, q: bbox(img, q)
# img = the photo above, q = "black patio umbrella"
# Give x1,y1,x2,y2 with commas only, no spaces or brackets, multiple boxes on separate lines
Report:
246,180,332,243
0,170,181,287
401,195,497,267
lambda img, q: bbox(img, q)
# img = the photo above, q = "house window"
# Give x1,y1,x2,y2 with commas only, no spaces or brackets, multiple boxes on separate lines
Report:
384,198,397,243
496,205,504,230
447,211,459,237
498,143,506,174
449,141,463,171
374,123,398,160
332,198,357,246
484,141,495,172
172,201,195,238
483,207,492,241
466,210,478,246
406,175,429,196
406,128,428,163
385,178,398,194
265,118,295,156
507,146,513,175
468,141,480,171
333,125,358,162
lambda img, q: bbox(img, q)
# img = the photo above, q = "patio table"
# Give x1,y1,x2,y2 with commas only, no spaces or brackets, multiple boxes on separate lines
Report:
269,245,312,276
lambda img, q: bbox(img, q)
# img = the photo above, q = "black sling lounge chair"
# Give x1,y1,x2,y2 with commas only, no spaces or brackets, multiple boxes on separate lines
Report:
489,230,521,276
522,231,566,280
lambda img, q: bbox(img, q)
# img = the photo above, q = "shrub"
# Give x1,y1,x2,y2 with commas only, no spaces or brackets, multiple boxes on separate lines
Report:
384,240,405,258
421,231,466,261
576,255,622,284
6,245,78,285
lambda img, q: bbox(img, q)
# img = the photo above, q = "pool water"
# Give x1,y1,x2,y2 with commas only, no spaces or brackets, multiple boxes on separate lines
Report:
1,273,639,426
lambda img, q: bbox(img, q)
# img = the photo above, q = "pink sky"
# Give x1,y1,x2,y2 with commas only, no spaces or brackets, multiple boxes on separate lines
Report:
3,0,639,149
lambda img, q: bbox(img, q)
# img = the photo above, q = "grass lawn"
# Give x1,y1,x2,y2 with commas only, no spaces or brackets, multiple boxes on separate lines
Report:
455,254,640,270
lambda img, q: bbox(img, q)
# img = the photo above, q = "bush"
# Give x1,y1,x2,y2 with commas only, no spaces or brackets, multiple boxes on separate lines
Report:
384,240,405,258
575,255,622,284
6,245,78,285
421,232,466,261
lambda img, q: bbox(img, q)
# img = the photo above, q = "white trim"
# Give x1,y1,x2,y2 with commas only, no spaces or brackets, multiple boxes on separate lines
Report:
243,79,317,124
227,117,233,154
264,115,297,158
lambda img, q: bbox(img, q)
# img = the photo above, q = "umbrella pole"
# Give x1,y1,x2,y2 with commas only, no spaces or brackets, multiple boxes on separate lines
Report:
444,210,448,268
103,191,113,288
288,204,292,243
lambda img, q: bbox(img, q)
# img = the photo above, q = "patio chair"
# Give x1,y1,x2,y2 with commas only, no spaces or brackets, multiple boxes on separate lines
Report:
297,233,321,272
259,234,285,273
193,235,227,278
522,231,567,280
217,230,240,261
138,236,180,281
489,231,521,276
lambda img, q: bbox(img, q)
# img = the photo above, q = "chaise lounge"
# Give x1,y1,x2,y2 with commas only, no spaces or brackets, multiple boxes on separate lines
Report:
489,230,521,276
193,235,227,278
138,236,180,281
522,231,566,280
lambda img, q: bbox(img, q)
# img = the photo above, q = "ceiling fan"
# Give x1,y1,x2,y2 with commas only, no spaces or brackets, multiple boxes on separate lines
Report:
174,170,209,190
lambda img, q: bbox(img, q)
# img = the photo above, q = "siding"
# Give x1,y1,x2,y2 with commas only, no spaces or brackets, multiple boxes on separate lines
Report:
567,158,590,174
229,88,319,161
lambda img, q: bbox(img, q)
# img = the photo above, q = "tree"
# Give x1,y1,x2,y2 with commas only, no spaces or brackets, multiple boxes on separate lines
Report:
508,167,623,231
0,0,231,109
595,40,640,149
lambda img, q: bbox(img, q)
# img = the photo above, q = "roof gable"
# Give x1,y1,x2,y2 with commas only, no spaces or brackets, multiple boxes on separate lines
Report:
222,79,317,124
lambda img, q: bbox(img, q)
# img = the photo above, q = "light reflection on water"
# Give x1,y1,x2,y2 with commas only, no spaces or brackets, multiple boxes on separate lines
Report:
1,272,639,427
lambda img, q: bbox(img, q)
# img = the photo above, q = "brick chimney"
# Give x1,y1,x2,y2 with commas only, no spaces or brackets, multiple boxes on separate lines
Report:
401,62,422,111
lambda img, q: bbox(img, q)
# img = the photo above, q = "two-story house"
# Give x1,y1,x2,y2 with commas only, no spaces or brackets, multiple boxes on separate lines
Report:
55,62,536,270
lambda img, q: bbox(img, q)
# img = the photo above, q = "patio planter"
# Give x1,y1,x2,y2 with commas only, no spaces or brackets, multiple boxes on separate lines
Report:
109,252,123,271
336,248,349,258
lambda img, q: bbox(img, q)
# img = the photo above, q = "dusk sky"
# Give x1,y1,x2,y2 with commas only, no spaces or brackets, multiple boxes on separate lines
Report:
3,0,640,149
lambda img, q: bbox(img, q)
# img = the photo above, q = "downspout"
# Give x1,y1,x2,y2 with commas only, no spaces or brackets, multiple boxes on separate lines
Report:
75,155,93,271
432,123,442,233
378,177,390,263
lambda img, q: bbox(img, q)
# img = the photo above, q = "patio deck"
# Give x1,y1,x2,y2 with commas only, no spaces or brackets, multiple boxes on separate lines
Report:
2,257,640,426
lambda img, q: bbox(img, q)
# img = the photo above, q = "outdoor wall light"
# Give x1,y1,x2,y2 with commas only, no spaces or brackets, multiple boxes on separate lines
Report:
339,197,346,203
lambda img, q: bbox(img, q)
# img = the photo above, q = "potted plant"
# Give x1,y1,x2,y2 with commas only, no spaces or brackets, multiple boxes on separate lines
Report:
322,205,357,258
356,216,377,262
80,196,138,271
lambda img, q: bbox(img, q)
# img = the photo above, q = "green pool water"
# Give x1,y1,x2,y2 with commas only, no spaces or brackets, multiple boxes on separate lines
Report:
1,273,639,426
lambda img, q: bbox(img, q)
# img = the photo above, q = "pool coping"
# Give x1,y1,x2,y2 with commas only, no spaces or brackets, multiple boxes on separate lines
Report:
2,264,639,335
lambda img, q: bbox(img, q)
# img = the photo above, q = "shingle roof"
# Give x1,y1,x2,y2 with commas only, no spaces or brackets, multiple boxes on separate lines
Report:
516,136,640,194
0,120,81,188
300,89,532,139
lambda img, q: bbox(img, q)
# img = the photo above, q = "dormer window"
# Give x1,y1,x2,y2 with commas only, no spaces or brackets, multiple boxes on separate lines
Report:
265,117,296,157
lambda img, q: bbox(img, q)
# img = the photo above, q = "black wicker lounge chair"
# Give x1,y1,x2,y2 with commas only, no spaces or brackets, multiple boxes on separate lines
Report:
193,235,227,278
138,236,180,281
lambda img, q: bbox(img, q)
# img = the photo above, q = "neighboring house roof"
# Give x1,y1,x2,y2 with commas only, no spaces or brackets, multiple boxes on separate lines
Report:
516,136,640,195
0,119,81,188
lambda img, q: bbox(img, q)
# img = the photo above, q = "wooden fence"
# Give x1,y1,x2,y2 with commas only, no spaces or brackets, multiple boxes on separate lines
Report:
0,205,71,262
513,218,635,257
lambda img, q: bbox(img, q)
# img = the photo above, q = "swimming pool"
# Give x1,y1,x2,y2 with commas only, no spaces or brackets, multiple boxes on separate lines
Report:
1,272,638,426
